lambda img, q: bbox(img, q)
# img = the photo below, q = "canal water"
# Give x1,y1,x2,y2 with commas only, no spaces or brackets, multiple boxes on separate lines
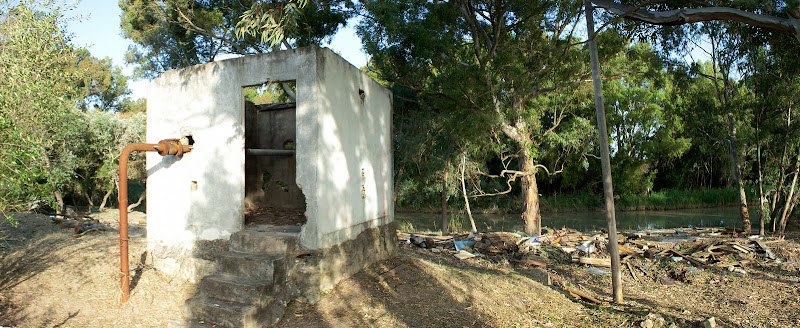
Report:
396,207,744,233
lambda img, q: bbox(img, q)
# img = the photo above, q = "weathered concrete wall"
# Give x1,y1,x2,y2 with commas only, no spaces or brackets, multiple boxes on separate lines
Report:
302,48,394,250
244,102,304,209
146,48,316,280
146,46,393,280
290,222,398,304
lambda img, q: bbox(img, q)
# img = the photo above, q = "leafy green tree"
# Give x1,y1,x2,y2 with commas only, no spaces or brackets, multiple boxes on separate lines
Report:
119,0,351,78
0,0,86,216
1,1,138,220
72,49,131,111
83,111,146,211
602,39,691,195
740,27,800,234
359,0,599,235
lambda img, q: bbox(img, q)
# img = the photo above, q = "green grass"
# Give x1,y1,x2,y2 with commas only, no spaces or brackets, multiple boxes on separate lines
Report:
540,187,749,212
617,187,743,211
539,193,603,212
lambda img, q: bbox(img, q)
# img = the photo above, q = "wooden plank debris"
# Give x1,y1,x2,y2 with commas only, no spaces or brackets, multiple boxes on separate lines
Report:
563,286,602,304
579,257,612,267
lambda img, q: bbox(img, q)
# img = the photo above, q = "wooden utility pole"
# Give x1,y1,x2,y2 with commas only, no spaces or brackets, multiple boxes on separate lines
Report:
584,0,623,304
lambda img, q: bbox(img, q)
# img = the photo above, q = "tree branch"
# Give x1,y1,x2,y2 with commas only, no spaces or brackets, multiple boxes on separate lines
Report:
591,0,800,41
176,9,250,55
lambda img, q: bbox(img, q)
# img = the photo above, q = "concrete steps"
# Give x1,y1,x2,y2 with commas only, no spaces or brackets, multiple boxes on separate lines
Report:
180,225,300,328
199,275,272,304
185,297,259,328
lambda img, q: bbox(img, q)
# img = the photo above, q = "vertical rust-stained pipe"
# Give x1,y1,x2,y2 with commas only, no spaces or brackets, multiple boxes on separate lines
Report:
119,139,191,304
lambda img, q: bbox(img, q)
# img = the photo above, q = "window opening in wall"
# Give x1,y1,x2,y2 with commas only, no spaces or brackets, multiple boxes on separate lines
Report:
243,81,306,227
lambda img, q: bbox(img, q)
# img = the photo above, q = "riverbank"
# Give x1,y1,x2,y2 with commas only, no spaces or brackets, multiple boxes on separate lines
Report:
396,207,750,234
399,187,753,214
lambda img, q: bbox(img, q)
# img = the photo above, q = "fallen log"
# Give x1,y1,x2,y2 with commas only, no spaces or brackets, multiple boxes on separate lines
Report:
563,286,602,304
579,257,612,267
626,262,638,282
510,257,547,268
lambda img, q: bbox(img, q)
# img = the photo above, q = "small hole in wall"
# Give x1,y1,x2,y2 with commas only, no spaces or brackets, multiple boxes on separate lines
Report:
261,171,272,191
358,89,365,102
181,135,195,146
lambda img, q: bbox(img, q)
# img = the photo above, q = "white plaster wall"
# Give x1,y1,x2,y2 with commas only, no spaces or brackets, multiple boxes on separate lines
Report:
147,47,393,274
302,48,394,249
146,48,318,278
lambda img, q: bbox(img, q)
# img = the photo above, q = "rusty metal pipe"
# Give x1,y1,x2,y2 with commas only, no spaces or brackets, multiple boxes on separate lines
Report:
119,139,191,304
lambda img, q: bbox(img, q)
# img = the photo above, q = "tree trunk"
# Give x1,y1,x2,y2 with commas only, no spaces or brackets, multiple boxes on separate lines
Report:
442,162,449,236
520,149,541,236
98,188,114,212
460,155,477,234
727,113,751,234
756,121,767,236
54,189,65,214
771,144,789,222
779,153,800,235
586,0,623,304
393,163,405,204
83,190,94,207
127,187,146,212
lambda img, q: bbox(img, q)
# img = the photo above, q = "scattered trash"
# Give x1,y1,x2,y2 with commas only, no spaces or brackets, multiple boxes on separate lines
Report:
409,235,425,247
727,265,747,275
585,267,610,275
50,214,117,237
398,224,786,288
454,250,477,260
475,232,519,255
454,240,475,251
576,240,596,254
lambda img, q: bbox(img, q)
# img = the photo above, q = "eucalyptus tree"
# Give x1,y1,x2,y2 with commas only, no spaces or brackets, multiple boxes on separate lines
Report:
359,0,601,235
601,38,691,195
590,1,800,234
592,0,800,41
740,28,800,234
119,0,352,78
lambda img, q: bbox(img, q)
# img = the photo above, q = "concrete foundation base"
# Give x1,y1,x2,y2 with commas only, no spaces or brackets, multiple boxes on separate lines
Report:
289,221,398,303
171,222,397,327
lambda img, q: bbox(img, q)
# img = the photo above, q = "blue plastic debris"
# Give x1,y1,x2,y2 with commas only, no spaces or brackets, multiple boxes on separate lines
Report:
454,240,476,251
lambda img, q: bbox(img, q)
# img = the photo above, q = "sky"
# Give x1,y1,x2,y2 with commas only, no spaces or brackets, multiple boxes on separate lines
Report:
64,0,369,100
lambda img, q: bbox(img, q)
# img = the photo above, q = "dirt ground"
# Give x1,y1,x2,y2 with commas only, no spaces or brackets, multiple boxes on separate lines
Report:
2,212,799,327
0,212,194,327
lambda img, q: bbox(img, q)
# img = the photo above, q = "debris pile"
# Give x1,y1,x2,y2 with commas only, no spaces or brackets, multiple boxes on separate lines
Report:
50,213,117,237
401,226,786,281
